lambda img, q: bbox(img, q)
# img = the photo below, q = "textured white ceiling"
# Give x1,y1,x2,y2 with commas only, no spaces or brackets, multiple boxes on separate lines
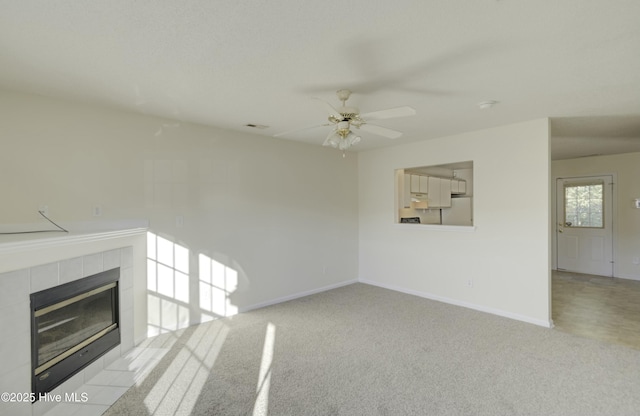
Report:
1,1,639,158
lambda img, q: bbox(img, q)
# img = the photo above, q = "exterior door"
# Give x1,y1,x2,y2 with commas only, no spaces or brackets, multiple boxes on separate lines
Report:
556,175,613,277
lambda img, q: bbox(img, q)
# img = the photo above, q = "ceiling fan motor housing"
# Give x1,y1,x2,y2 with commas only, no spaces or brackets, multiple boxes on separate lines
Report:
339,106,359,120
328,106,360,124
335,90,360,122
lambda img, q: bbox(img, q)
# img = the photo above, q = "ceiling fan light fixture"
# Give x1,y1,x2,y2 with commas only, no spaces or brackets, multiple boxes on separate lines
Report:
324,134,341,148
330,132,361,152
338,138,352,151
345,132,361,146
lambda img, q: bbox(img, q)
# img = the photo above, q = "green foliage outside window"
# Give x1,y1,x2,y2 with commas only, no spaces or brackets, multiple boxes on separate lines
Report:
564,183,603,228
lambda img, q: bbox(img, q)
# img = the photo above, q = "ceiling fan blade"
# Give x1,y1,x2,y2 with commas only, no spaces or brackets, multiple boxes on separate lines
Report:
358,123,403,139
360,106,416,121
313,97,344,120
274,123,330,138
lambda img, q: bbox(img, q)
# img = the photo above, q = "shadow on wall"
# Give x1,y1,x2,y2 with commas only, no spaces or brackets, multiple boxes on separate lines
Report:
146,232,241,337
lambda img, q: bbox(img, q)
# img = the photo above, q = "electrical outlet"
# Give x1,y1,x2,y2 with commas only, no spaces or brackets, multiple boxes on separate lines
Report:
633,256,640,265
176,215,184,228
38,205,49,216
466,279,473,288
93,205,102,217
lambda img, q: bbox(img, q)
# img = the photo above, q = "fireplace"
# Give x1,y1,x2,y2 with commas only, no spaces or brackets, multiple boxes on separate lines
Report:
30,267,121,398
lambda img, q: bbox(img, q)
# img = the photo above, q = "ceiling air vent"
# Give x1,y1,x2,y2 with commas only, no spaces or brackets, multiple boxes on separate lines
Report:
245,123,269,129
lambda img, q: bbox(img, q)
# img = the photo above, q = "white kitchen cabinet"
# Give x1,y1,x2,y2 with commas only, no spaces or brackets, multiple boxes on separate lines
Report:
450,179,459,194
427,176,441,208
426,177,452,208
410,174,429,193
458,180,466,194
403,174,412,208
408,174,457,209
451,179,467,195
419,176,429,193
410,175,420,193
439,178,452,208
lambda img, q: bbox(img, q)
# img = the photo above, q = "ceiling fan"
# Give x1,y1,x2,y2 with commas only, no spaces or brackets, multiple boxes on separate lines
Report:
275,89,416,152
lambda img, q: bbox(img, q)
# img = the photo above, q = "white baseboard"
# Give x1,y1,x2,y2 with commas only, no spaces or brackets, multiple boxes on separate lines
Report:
614,273,640,281
554,267,640,282
239,279,359,313
359,278,553,328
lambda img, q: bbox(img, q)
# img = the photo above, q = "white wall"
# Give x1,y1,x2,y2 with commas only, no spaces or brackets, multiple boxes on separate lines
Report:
0,90,359,333
552,152,640,280
0,89,554,331
358,119,551,326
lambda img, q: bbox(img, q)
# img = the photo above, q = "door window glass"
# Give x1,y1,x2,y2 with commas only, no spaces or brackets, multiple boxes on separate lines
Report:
564,182,604,228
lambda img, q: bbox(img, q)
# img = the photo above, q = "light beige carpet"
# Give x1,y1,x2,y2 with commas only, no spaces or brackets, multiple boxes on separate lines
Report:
104,283,640,415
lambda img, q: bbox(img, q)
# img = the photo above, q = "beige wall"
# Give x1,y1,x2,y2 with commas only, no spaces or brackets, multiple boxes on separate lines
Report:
552,152,640,280
0,90,359,331
358,119,552,326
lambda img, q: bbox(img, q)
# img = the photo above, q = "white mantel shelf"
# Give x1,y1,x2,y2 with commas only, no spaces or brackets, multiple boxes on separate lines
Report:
0,228,147,255
0,221,148,274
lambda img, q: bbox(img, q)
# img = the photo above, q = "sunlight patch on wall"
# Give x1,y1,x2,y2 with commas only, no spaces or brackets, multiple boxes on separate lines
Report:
147,232,191,336
199,253,238,318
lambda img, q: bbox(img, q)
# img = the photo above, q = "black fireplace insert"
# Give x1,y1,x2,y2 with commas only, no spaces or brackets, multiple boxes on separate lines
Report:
30,267,120,398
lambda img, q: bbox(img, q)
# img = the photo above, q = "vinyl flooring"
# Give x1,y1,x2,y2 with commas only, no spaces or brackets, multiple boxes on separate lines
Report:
552,270,640,350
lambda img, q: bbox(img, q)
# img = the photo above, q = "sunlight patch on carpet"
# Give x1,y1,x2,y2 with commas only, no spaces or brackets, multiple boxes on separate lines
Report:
143,322,229,415
253,322,276,416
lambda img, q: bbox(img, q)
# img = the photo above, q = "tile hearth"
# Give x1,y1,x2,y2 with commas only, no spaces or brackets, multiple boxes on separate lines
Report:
43,346,167,416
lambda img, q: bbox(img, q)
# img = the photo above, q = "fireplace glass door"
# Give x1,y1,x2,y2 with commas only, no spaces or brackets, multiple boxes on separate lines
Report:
31,267,120,397
35,282,117,373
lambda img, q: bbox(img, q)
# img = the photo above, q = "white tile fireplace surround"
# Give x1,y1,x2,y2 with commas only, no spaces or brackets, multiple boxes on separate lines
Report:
0,227,147,416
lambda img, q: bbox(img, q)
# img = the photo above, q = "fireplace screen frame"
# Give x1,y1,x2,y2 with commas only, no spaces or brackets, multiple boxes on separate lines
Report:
30,267,121,398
